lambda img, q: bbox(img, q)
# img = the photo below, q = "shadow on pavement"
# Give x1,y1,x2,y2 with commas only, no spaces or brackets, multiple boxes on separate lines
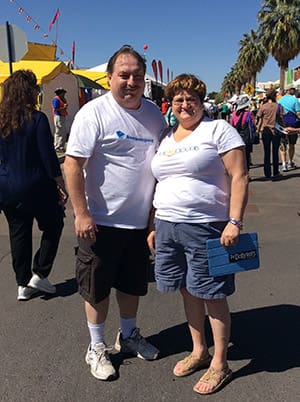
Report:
230,304,300,377
146,304,300,376
41,277,78,300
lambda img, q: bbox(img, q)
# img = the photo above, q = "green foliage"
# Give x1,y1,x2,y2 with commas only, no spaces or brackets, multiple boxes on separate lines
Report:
220,0,300,93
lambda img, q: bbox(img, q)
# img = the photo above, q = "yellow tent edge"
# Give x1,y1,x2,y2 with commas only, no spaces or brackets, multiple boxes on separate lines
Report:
71,69,109,90
0,60,71,85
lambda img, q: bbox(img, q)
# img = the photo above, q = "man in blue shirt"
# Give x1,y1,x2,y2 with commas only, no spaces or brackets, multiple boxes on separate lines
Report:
278,86,300,170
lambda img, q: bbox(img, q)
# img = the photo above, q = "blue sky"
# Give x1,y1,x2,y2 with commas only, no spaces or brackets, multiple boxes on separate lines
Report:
2,0,300,92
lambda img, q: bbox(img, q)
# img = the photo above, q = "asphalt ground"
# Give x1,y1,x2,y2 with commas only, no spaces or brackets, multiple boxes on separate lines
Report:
0,141,299,402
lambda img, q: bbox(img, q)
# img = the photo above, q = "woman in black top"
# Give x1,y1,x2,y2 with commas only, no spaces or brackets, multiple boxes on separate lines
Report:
0,70,68,301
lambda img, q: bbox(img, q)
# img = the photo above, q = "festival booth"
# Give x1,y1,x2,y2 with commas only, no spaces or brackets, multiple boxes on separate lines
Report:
0,59,79,134
71,69,109,107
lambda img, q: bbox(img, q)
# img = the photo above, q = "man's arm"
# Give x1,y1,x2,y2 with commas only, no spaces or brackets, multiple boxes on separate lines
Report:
63,155,97,239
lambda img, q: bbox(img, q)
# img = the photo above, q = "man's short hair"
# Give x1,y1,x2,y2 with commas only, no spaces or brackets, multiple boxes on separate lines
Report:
106,45,146,75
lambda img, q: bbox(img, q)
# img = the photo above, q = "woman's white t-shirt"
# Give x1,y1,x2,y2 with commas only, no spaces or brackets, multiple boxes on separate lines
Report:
151,118,245,223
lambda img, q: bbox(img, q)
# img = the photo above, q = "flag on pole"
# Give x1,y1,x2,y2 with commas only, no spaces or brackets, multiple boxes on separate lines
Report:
151,59,158,82
158,60,163,84
71,41,75,67
49,8,60,31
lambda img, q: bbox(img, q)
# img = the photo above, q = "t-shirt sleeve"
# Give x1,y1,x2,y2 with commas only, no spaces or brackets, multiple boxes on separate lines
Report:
66,106,99,158
214,120,245,154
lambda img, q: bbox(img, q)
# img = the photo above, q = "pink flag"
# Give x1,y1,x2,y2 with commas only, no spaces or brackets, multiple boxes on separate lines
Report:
72,41,75,66
158,60,163,83
49,8,60,31
151,59,157,82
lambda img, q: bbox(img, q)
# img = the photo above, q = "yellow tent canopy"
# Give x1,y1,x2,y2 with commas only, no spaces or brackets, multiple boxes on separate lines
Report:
72,69,109,90
22,42,57,61
0,60,70,85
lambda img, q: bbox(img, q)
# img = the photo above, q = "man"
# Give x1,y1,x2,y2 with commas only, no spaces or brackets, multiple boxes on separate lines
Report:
278,86,300,171
52,87,68,152
63,45,166,381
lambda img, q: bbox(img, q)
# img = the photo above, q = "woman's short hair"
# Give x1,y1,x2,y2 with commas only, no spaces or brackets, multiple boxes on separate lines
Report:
164,73,207,102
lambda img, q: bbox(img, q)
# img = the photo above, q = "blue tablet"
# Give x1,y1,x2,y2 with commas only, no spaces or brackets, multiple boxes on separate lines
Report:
206,232,260,276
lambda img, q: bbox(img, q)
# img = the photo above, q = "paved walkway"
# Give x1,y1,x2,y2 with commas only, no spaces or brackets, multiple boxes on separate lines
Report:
0,141,299,401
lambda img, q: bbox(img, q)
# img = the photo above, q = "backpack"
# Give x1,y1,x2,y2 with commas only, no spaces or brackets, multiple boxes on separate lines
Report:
233,111,255,145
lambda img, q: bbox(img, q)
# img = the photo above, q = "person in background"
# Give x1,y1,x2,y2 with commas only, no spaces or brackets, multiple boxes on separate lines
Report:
0,70,67,301
165,103,178,127
256,89,282,179
64,45,166,381
147,73,248,395
220,101,228,120
231,95,255,172
276,88,285,102
52,87,68,152
161,97,169,115
211,101,219,119
278,86,300,171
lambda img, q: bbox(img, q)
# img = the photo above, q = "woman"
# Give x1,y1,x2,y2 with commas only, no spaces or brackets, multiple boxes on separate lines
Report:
256,89,282,179
147,74,248,395
231,95,255,171
0,70,68,301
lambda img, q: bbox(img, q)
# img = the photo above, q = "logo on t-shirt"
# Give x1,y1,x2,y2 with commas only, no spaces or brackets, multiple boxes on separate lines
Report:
116,130,153,143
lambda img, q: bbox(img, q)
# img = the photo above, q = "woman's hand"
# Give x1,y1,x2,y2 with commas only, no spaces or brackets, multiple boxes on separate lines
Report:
220,222,240,247
147,230,156,255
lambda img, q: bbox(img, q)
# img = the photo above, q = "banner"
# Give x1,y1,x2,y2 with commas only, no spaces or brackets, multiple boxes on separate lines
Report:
158,60,163,83
49,8,60,31
151,59,157,82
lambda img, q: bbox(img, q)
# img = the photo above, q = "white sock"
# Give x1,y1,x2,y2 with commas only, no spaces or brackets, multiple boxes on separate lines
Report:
120,317,136,340
87,321,105,348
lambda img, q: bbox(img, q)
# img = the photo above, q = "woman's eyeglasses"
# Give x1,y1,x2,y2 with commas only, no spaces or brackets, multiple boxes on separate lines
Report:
172,97,198,106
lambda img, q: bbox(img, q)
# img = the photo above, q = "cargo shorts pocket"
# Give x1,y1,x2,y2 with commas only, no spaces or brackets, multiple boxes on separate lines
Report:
75,239,98,299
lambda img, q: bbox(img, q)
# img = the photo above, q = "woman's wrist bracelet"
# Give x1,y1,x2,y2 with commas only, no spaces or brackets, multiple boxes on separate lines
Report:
228,218,243,230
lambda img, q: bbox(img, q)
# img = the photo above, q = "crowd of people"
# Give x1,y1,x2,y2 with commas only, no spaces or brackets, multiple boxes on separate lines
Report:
0,44,299,396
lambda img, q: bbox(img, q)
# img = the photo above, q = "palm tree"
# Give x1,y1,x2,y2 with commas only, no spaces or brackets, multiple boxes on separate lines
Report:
238,29,268,87
221,64,244,96
258,0,300,90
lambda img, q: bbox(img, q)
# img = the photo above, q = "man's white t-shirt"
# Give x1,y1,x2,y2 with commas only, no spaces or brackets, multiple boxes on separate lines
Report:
67,92,166,229
151,118,245,223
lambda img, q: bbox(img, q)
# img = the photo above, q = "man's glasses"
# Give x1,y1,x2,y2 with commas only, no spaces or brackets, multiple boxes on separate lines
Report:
172,96,198,106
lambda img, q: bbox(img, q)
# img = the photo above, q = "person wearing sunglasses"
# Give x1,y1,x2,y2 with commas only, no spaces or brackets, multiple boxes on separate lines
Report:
147,73,248,395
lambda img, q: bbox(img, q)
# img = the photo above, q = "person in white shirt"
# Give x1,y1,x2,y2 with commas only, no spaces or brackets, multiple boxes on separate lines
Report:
147,73,248,395
64,45,166,381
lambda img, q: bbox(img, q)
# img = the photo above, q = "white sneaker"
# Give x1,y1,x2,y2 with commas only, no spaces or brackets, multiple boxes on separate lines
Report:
17,286,39,301
288,161,296,169
282,163,288,172
27,273,56,294
85,343,116,380
115,328,159,360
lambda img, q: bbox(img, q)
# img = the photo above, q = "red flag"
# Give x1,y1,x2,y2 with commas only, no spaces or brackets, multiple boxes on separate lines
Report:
158,60,163,83
151,59,157,82
49,8,60,31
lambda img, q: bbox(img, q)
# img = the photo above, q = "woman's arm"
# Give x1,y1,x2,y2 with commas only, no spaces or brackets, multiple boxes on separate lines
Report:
220,146,249,247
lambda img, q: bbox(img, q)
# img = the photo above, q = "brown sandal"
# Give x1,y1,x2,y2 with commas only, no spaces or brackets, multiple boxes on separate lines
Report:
193,366,233,394
173,352,212,377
